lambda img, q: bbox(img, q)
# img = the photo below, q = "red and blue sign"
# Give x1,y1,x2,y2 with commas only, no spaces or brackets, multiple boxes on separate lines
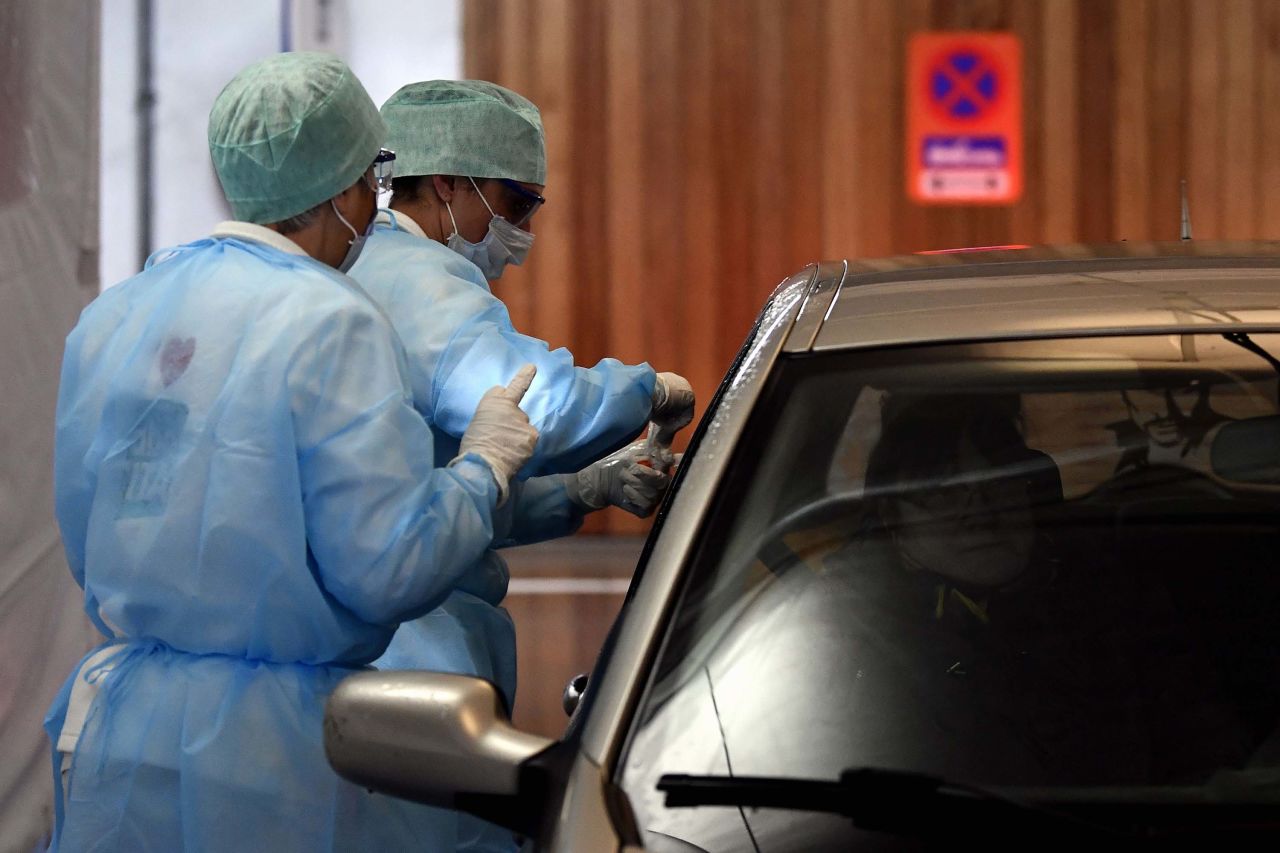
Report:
930,49,1002,120
908,32,1022,205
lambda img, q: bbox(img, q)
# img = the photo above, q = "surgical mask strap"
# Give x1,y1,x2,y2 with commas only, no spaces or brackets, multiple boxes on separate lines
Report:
469,176,498,218
332,199,375,273
330,199,359,245
445,178,505,238
444,199,461,238
443,178,533,280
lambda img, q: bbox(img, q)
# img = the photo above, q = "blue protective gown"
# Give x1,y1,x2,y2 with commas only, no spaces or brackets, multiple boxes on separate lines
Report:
347,213,656,478
372,474,585,852
351,214,655,704
349,215,654,851
373,472,585,707
46,232,503,852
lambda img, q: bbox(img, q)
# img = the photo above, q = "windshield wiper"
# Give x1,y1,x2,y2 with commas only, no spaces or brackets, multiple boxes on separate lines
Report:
657,768,1128,843
1224,331,1280,375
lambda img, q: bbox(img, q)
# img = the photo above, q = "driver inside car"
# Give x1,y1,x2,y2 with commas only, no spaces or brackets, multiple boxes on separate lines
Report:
815,391,1252,786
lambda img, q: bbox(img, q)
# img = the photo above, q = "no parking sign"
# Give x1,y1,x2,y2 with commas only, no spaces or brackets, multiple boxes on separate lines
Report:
907,32,1022,205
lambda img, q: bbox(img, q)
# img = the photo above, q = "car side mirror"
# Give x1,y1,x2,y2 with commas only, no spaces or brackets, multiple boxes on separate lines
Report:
324,671,556,832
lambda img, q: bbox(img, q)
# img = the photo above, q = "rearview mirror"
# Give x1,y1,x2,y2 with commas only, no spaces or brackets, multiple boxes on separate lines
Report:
1211,415,1280,484
324,671,556,831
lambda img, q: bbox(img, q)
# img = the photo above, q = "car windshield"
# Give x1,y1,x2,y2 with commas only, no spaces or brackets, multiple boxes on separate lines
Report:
620,332,1280,850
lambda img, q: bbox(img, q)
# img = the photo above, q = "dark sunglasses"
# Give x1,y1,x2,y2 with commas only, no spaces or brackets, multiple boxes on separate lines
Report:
496,178,545,227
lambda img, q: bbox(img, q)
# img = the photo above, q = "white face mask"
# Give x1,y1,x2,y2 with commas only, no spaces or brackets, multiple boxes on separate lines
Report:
331,198,375,273
444,177,535,280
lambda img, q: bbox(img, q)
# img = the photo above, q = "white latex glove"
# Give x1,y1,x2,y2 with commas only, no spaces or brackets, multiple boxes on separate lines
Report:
651,372,695,436
565,440,675,518
453,364,539,504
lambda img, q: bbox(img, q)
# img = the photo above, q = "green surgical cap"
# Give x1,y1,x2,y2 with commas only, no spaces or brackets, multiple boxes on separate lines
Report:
208,52,385,224
381,80,546,185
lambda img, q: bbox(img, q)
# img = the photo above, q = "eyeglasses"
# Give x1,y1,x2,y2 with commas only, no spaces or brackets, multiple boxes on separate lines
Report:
496,178,545,227
371,148,396,193
898,472,1033,517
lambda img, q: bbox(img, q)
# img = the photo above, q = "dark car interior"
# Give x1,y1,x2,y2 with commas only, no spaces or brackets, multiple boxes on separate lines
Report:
644,343,1280,791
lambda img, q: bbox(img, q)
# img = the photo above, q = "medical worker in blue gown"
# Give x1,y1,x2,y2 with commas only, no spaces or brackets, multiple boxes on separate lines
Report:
44,53,541,852
351,81,694,694
347,81,694,851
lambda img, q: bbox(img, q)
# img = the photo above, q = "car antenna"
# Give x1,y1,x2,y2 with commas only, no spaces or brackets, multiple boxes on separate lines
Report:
1180,179,1192,240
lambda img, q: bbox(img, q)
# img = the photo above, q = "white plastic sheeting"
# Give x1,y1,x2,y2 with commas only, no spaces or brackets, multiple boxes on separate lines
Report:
99,0,462,289
0,3,462,845
0,1,103,849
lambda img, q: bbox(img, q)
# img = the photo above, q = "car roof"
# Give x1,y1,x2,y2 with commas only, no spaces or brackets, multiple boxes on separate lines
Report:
789,241,1280,353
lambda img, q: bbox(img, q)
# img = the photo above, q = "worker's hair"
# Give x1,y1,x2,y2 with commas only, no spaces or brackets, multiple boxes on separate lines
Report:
391,175,491,206
390,175,430,204
270,200,326,235
270,170,375,234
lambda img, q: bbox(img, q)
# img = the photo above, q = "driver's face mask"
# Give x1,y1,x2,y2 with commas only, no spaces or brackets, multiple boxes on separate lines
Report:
444,176,535,281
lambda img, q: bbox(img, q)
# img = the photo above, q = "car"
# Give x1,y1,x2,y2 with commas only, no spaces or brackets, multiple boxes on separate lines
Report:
325,243,1280,850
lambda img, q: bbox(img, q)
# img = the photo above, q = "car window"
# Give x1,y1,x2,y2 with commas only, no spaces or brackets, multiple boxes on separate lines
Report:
619,333,1280,851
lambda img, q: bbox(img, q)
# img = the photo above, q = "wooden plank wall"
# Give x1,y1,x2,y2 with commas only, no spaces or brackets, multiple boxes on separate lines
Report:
464,0,1280,533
